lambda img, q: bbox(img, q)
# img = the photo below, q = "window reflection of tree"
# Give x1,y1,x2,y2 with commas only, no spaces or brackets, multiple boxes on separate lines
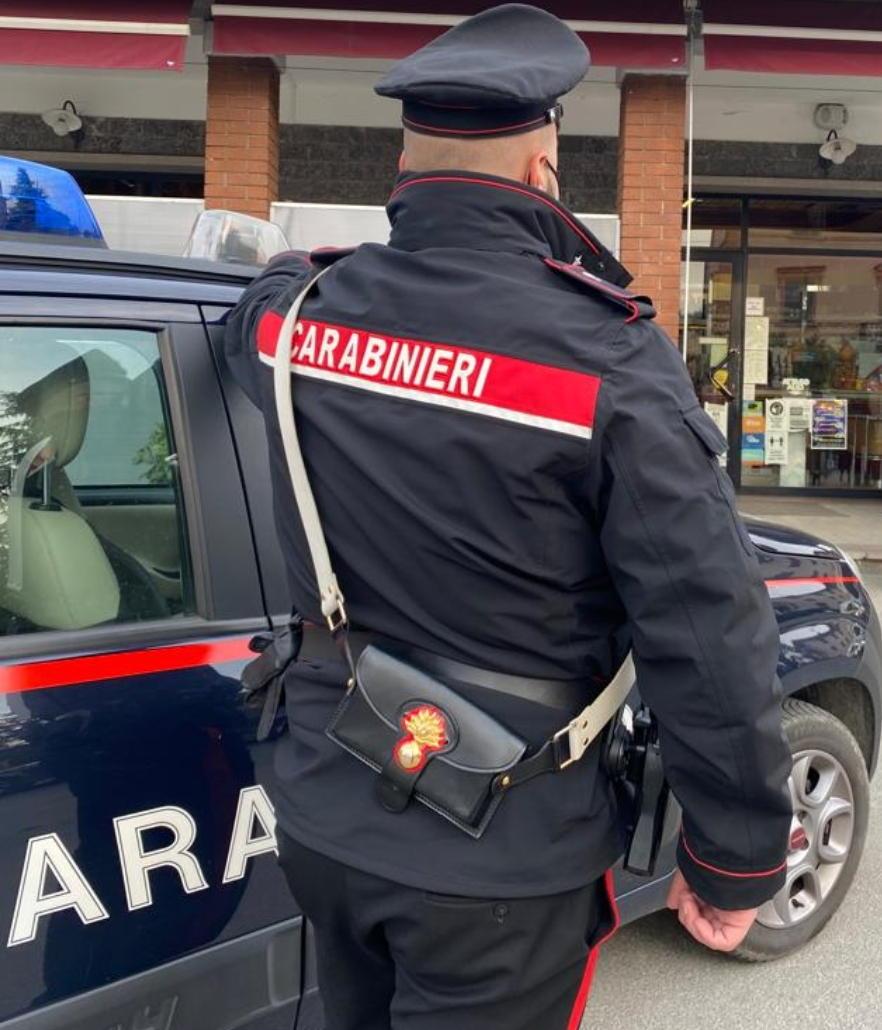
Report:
1,167,77,235
66,350,169,488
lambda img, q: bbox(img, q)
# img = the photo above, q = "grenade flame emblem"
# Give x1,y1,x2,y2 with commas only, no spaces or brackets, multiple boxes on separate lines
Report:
393,705,449,773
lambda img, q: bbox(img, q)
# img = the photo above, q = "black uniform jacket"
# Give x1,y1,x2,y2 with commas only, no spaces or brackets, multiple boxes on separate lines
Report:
225,171,791,909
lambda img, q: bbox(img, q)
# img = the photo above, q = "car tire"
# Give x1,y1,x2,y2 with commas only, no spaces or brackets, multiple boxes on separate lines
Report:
733,699,869,962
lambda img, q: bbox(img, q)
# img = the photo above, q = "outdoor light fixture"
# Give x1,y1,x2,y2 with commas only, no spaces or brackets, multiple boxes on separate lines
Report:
819,129,857,166
41,101,85,146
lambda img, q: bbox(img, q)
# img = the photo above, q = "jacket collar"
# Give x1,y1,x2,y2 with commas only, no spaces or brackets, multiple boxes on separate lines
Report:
386,170,632,288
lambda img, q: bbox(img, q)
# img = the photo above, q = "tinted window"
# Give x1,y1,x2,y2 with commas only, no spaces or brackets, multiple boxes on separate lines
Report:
0,326,193,636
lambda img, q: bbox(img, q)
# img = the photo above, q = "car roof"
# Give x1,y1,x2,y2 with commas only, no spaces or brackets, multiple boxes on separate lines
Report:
0,240,257,306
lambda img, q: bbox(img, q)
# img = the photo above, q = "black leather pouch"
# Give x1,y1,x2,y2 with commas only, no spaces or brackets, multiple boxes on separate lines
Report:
326,646,527,838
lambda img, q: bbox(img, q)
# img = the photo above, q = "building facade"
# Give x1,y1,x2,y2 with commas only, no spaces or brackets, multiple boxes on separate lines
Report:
2,1,882,496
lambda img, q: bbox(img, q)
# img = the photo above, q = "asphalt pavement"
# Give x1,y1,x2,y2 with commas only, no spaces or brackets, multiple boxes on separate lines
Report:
584,565,882,1030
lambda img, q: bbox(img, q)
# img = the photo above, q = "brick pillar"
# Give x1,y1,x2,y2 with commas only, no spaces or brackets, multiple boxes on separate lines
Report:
205,57,279,218
617,75,686,341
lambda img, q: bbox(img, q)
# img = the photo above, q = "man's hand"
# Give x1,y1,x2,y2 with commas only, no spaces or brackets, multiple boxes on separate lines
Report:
666,870,758,952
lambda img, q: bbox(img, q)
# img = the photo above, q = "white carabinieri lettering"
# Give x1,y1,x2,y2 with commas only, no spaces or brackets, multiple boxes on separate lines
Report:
5,786,285,949
260,318,598,440
114,806,209,911
7,834,110,947
282,321,495,401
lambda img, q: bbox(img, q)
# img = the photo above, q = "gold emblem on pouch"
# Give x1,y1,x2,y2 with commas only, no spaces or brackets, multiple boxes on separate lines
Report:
393,705,449,772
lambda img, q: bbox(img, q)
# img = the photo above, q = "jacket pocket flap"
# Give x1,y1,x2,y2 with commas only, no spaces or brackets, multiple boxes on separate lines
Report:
681,403,728,456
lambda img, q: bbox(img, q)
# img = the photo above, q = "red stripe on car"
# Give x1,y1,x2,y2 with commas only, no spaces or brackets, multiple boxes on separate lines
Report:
0,637,254,695
765,576,859,589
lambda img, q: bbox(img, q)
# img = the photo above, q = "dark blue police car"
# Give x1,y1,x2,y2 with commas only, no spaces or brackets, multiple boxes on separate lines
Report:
0,160,879,1029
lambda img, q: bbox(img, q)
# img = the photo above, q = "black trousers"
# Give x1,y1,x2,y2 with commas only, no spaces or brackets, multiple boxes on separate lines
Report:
277,829,617,1030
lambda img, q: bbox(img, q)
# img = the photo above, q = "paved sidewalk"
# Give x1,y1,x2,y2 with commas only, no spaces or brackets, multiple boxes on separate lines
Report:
739,496,882,562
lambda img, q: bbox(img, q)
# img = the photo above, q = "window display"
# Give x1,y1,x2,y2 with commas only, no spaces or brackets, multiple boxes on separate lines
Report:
681,195,882,494
744,254,882,490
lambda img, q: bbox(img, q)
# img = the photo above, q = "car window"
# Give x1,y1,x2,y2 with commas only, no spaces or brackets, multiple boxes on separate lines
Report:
0,325,193,636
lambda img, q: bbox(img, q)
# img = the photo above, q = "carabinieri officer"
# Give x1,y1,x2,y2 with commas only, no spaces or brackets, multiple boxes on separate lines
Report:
225,6,792,1028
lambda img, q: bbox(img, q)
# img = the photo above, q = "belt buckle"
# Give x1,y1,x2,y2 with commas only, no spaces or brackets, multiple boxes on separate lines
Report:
553,719,591,770
325,601,348,635
553,725,576,769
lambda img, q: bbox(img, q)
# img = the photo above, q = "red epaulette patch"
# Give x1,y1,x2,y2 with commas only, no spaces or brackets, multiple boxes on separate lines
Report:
544,257,656,323
310,245,357,267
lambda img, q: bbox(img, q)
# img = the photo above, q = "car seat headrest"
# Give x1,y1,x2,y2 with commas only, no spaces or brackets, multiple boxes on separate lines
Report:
3,343,90,470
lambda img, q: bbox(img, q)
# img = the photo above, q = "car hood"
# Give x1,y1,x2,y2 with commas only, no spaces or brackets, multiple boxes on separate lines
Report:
742,516,842,560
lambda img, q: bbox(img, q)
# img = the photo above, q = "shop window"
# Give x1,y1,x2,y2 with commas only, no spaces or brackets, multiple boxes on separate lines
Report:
742,255,882,490
775,266,826,325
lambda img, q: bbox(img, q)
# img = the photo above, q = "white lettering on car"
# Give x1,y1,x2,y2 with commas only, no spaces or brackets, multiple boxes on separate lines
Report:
222,785,278,883
4,785,285,947
7,833,110,947
113,805,209,911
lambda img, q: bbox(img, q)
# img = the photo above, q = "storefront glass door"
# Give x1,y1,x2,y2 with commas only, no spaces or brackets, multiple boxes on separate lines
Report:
681,255,744,484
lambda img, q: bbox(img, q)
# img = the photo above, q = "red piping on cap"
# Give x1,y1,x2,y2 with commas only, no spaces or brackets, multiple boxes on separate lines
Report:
403,114,548,136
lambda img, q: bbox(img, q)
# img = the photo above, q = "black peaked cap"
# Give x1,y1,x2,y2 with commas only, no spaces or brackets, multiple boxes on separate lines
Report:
375,4,590,138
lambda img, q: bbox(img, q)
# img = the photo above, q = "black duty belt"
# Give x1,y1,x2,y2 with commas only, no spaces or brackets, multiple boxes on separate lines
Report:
297,622,593,712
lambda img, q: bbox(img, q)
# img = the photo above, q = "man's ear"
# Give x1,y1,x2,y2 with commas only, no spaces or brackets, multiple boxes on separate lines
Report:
525,151,549,192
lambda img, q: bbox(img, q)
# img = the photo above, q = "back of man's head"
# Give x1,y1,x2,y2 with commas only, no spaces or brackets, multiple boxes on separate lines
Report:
400,124,560,199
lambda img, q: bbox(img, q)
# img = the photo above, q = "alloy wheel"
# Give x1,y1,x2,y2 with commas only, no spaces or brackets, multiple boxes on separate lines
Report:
756,748,855,930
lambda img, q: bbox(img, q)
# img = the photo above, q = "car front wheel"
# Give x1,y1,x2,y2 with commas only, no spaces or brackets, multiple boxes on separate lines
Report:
734,699,870,962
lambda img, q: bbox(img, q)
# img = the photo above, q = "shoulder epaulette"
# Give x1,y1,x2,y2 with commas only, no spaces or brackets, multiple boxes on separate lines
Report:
265,249,311,270
544,257,656,323
310,245,357,267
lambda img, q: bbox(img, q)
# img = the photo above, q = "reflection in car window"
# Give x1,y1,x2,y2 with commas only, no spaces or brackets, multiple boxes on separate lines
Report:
0,326,193,636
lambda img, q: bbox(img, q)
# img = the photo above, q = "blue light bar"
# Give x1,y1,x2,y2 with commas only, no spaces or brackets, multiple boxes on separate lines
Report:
0,156,104,246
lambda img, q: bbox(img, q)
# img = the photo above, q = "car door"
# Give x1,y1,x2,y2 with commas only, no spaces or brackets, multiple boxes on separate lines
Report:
0,298,303,1030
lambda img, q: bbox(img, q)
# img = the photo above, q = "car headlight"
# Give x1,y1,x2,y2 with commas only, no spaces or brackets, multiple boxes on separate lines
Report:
838,548,865,585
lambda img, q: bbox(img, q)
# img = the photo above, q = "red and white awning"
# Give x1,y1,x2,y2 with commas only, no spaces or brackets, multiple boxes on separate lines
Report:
702,0,882,77
210,2,687,70
0,1,191,71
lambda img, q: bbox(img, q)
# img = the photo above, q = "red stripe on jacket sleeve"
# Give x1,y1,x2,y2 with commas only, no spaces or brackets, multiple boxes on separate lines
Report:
681,832,787,879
